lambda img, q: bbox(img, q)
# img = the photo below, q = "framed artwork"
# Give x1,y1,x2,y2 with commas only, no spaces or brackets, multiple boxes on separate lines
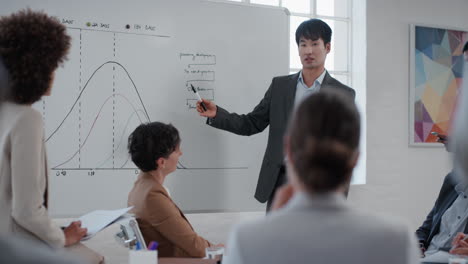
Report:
409,24,468,146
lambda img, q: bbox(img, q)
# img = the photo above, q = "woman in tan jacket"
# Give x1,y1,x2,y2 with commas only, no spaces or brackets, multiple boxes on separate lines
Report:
128,122,221,258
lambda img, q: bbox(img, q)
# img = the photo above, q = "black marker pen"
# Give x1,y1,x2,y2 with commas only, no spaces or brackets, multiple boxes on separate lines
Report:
191,84,207,112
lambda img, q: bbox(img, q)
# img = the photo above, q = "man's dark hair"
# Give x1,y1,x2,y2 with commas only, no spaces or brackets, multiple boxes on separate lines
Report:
287,90,360,193
128,122,181,172
0,9,71,104
295,18,332,46
463,41,468,53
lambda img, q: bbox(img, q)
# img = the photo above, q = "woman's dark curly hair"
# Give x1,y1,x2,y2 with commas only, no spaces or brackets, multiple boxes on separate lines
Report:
0,9,71,104
128,122,181,172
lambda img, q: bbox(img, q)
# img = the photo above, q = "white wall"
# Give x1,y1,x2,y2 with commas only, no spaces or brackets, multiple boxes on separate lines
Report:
348,0,468,229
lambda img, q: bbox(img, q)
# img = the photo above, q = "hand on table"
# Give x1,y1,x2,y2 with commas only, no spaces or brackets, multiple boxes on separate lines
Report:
64,220,87,246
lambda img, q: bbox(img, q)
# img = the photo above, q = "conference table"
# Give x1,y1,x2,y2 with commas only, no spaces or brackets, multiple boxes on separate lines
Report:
160,258,219,264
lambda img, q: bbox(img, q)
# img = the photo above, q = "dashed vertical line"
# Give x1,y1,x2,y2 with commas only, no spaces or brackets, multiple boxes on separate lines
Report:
79,29,82,168
112,33,116,169
42,99,46,129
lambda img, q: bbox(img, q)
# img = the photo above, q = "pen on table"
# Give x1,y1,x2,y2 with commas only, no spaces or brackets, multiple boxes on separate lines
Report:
190,84,207,112
148,241,159,251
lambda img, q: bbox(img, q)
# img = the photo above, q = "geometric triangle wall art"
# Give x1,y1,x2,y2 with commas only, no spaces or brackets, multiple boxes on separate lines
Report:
410,25,467,146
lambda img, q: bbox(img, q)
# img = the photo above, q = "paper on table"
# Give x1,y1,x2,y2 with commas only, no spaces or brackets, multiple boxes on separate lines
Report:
421,250,451,263
76,206,133,240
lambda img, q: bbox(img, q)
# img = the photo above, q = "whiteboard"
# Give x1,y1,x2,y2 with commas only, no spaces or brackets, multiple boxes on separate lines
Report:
2,0,289,216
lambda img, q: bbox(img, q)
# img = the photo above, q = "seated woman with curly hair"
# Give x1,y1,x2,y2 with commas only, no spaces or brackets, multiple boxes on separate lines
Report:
0,9,102,263
128,122,222,258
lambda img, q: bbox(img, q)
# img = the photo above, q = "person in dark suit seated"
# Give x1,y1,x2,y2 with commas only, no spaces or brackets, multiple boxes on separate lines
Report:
127,122,222,258
415,172,466,256
423,41,468,257
417,42,468,258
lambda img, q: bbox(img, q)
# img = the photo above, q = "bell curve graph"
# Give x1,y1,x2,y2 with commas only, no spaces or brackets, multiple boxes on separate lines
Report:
37,18,248,176
45,60,149,172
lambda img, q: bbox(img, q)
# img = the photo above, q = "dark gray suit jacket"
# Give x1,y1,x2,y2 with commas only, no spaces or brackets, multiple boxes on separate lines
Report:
208,71,355,202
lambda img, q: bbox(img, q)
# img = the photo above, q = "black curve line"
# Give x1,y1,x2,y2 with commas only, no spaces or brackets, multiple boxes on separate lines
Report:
46,61,150,142
178,161,187,169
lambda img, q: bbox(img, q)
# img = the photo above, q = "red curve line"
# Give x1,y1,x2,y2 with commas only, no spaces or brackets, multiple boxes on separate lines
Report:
95,109,147,169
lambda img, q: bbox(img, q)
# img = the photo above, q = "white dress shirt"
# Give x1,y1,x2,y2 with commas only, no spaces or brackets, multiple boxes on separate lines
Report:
294,69,326,107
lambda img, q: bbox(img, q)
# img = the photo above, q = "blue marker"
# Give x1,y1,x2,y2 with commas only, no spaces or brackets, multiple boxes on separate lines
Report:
148,241,159,250
135,241,141,250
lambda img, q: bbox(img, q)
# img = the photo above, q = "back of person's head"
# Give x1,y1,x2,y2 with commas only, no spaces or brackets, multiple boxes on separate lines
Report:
295,18,332,46
286,91,360,193
0,9,70,104
128,122,180,172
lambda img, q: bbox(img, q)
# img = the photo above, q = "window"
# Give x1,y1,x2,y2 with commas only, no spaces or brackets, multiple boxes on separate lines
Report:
225,0,353,95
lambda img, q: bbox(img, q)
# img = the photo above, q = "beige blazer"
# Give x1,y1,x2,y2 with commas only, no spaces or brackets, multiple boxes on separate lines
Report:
128,172,211,258
0,102,64,247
